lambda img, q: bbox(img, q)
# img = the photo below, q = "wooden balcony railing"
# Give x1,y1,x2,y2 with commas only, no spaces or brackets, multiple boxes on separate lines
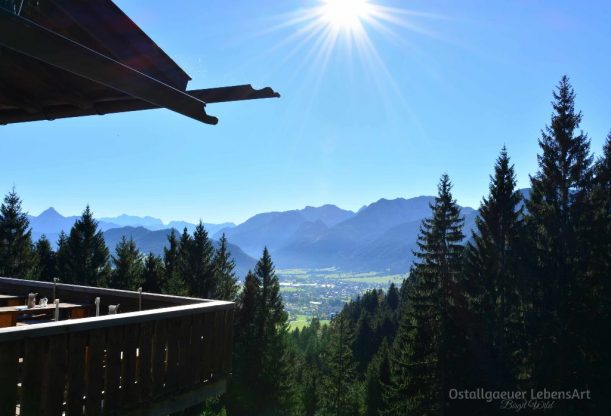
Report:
0,277,235,416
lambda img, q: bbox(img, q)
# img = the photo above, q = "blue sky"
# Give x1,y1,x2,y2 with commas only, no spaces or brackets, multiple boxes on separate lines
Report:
1,0,610,224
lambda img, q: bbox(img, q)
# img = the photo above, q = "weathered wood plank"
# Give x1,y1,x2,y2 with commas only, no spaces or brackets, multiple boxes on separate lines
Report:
150,318,167,399
202,311,214,381
21,337,47,415
122,323,140,405
225,308,235,374
190,313,205,385
66,332,87,416
103,325,125,414
165,317,181,393
177,315,192,389
42,334,68,415
85,329,106,416
138,321,154,403
212,310,223,378
0,340,19,416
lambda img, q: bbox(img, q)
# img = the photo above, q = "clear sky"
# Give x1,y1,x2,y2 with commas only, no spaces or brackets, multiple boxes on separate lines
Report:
1,0,610,224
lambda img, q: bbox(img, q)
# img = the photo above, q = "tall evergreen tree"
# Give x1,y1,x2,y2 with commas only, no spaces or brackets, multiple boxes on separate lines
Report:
365,338,391,416
35,235,56,281
177,223,215,297
212,234,239,301
319,314,359,416
56,206,111,286
142,252,164,293
254,247,290,414
0,189,37,279
163,230,187,295
109,236,143,290
585,133,611,411
227,270,262,415
384,174,467,415
526,76,594,400
463,147,525,392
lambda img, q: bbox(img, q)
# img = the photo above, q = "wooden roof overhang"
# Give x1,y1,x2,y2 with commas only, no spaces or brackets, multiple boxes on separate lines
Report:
0,1,279,125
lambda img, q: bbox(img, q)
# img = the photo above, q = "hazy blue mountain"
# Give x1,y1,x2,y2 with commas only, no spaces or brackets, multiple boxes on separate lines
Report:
299,205,355,227
103,226,256,278
27,208,236,249
29,207,120,245
168,221,235,236
99,214,165,230
213,205,355,257
273,198,478,272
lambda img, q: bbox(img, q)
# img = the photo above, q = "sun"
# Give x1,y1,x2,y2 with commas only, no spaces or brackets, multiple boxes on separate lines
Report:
319,0,373,32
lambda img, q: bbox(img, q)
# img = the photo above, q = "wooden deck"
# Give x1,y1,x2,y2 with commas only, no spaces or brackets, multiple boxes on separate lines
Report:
0,277,235,416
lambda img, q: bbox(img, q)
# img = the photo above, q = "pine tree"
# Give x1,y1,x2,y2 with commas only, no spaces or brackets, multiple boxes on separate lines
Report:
109,236,143,290
163,230,187,295
35,235,56,281
463,147,525,391
177,223,215,298
365,338,391,416
189,222,216,297
585,133,611,411
526,76,594,398
212,234,239,301
253,247,290,414
227,271,261,415
319,313,359,416
142,252,164,293
57,206,111,286
0,189,37,279
383,174,467,415
386,282,400,311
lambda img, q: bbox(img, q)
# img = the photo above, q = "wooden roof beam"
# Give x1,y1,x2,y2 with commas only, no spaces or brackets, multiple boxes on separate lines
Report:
0,8,218,124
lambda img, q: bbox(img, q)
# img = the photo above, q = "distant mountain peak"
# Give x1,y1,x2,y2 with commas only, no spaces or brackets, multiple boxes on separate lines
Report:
38,207,62,217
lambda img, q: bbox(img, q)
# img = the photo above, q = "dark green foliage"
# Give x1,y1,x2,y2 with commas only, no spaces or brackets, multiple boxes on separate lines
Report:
384,174,467,415
526,76,596,407
463,147,526,393
213,234,239,301
318,314,360,416
179,223,216,298
55,206,111,287
162,229,187,295
365,338,390,416
227,249,290,415
583,132,611,410
35,235,56,281
142,252,164,293
0,189,37,279
109,237,143,290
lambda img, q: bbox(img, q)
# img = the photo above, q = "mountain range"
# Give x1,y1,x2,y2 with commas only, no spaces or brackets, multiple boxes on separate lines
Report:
25,190,531,275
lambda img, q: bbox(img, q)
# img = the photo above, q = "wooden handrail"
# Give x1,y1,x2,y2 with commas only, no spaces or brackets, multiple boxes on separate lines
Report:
0,277,235,415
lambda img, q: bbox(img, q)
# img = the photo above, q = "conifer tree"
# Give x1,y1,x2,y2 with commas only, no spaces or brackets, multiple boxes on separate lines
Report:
142,252,164,293
253,247,290,414
176,223,215,297
35,235,56,281
212,234,239,301
227,270,261,415
57,206,111,286
163,230,187,295
319,313,359,416
109,236,143,290
189,221,216,297
365,338,390,416
463,147,525,391
585,133,611,410
384,174,467,415
526,76,594,396
0,189,37,279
